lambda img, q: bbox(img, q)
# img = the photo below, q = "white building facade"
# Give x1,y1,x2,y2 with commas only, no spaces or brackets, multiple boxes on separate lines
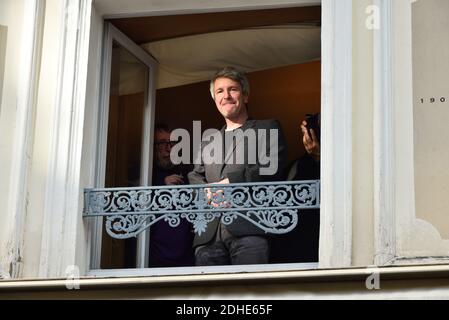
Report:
1,0,449,299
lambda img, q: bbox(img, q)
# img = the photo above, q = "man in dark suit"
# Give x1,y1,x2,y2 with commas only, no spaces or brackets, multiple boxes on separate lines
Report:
188,67,288,266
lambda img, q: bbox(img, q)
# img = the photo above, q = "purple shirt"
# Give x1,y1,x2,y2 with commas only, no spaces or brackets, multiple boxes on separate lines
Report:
149,166,194,267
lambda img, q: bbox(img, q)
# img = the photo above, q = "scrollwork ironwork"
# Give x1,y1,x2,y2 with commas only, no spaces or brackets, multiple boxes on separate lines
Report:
83,180,319,239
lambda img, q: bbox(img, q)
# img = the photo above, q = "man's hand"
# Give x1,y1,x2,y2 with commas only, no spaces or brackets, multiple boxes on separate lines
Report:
301,120,320,162
205,178,230,208
215,178,230,185
164,174,184,185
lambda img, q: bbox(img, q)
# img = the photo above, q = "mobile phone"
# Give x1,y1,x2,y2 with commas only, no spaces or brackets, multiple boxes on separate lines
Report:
305,113,320,143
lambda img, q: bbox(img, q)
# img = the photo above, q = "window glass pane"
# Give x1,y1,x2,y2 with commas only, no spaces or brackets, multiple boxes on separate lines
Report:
101,41,149,269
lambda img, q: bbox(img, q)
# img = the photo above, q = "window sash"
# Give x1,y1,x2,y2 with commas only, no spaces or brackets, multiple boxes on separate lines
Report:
91,22,158,269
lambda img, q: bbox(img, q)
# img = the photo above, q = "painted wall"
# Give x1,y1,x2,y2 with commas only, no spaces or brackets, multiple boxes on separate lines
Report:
412,0,449,240
0,25,6,110
351,0,374,266
21,0,66,278
0,0,26,277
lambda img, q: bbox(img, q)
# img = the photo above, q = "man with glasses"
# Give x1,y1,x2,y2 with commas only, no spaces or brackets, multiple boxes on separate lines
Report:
149,123,194,267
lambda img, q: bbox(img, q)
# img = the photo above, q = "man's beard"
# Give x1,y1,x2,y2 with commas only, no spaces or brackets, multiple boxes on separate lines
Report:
156,156,174,170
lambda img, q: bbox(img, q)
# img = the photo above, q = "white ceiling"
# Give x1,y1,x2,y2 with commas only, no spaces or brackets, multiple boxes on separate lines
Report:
93,0,321,18
139,25,321,89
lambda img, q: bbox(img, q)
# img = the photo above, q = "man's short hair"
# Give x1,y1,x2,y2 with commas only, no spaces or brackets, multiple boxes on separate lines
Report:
209,66,250,99
154,123,171,134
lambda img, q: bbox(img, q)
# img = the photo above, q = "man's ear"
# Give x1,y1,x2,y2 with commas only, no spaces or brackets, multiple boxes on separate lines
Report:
244,94,249,104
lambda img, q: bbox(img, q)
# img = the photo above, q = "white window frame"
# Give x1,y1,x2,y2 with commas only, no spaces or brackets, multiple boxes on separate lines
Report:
373,0,449,266
38,0,92,278
90,23,158,270
38,0,354,278
0,24,7,109
1,0,45,279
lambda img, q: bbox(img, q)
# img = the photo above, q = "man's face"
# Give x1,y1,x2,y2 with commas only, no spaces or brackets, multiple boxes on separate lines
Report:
213,77,248,121
154,130,173,169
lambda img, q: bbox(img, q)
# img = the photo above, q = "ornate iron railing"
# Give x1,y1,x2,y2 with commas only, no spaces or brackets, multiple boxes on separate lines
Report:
83,180,320,239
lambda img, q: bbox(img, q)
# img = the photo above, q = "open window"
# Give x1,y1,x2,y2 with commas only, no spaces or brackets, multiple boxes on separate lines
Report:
87,6,323,274
92,24,157,269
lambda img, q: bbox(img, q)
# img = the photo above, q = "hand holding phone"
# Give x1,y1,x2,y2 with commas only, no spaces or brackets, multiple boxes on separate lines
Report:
305,113,320,143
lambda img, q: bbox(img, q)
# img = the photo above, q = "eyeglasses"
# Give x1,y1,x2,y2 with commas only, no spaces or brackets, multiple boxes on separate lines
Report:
155,140,177,149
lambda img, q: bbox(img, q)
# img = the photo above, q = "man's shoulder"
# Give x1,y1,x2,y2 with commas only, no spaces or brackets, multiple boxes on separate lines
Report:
249,118,281,129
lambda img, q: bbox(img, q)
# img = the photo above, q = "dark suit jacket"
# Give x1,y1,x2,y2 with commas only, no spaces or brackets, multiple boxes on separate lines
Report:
188,119,288,247
270,154,320,263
